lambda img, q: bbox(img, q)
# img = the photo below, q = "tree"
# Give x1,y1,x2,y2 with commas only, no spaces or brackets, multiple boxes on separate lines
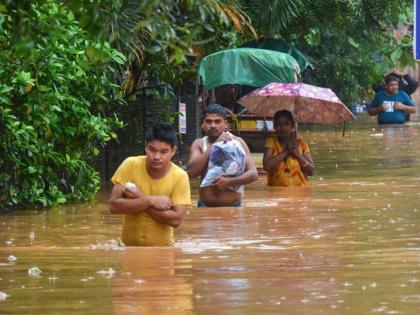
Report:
240,0,415,104
0,0,256,209
0,1,125,209
99,0,256,97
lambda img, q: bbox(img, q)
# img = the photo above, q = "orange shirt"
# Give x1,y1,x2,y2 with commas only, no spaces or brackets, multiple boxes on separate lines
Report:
265,136,310,187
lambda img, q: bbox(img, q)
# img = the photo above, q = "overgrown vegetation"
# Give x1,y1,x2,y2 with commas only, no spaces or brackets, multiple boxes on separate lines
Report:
0,2,124,208
240,0,415,104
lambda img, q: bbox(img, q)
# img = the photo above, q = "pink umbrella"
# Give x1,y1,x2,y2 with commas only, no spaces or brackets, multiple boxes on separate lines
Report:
237,82,355,125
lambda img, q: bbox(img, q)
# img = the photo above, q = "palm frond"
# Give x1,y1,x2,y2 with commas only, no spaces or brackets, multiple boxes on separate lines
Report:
240,0,306,37
220,3,258,39
263,0,305,36
106,0,151,64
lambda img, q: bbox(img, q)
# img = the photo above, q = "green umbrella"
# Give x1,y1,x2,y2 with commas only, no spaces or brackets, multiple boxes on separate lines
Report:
241,38,312,72
198,48,300,90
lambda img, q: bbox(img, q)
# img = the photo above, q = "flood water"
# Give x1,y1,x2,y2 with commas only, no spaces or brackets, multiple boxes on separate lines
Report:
1,116,419,314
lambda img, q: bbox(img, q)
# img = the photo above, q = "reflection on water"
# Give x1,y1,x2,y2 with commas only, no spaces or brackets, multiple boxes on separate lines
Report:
1,117,419,314
112,247,193,315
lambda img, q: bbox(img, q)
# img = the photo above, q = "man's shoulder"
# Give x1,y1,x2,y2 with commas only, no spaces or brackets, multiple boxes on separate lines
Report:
232,135,248,146
170,162,189,179
193,137,205,144
232,135,251,153
118,155,144,167
122,155,145,166
191,137,205,149
232,134,245,141
397,90,410,98
374,90,386,98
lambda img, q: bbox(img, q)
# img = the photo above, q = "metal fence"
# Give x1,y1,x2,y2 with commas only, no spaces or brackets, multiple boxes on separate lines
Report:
93,83,201,182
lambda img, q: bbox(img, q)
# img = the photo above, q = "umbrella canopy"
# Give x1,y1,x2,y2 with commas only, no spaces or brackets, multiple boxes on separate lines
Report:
198,48,300,90
237,82,355,125
241,38,313,72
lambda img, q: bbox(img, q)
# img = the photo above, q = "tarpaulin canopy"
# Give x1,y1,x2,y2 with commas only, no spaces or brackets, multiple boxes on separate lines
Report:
198,48,300,90
240,38,313,72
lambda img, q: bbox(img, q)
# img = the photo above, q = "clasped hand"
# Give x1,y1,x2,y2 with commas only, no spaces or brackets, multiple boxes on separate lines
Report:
379,102,404,112
124,187,172,210
216,131,234,143
211,176,231,192
286,131,300,157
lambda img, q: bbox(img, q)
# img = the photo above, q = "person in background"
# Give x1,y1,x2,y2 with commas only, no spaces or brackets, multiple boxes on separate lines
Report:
108,123,191,246
263,110,314,187
373,69,418,122
368,75,416,125
373,69,418,96
187,103,258,207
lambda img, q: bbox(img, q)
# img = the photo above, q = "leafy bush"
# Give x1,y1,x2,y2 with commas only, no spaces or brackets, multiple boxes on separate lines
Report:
0,2,124,209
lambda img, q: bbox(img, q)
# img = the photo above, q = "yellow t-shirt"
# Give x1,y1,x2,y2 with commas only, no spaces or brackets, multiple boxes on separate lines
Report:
265,136,310,187
111,156,191,246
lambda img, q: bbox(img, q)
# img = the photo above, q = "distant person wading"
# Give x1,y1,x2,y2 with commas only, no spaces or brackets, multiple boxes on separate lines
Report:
369,75,416,125
108,123,191,246
187,104,258,207
373,69,418,122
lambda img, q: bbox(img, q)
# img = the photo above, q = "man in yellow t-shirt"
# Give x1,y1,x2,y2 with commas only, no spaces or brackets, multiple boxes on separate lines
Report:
109,123,191,246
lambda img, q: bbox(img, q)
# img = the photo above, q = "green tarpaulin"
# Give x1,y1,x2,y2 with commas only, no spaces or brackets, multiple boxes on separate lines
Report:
198,48,300,90
241,38,312,72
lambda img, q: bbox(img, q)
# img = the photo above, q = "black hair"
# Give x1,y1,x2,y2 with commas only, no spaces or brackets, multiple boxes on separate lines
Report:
273,110,295,125
145,122,178,147
203,103,228,120
385,75,400,85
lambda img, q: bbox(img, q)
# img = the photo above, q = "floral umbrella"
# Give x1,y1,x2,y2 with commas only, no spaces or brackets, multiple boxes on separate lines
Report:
237,82,355,125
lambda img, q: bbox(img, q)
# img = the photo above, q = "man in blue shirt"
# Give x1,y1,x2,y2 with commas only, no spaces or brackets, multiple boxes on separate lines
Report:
369,75,416,124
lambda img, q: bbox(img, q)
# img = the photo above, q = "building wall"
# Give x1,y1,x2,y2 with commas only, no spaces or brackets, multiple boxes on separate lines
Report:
93,86,201,182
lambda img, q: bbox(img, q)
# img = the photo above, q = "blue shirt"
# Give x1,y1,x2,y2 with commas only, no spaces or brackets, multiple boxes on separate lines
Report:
370,90,414,124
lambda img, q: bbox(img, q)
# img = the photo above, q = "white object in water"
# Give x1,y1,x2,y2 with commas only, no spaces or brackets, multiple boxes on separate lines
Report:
0,291,9,301
97,267,116,277
28,267,42,276
7,255,17,262
370,133,383,138
125,182,137,190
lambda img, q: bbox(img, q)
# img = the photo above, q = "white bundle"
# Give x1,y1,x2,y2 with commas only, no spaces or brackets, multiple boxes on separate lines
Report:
125,182,137,190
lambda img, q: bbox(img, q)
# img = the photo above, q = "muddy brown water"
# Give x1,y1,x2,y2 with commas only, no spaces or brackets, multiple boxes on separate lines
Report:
1,117,419,314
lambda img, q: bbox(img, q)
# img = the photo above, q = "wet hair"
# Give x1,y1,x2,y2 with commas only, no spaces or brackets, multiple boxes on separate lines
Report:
203,103,227,120
273,110,295,125
385,75,400,85
145,122,178,147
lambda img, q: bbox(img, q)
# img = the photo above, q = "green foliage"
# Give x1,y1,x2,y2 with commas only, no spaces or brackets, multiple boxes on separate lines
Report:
300,29,387,104
299,1,414,103
0,2,124,209
3,0,256,95
240,0,305,37
240,0,415,104
95,0,256,94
